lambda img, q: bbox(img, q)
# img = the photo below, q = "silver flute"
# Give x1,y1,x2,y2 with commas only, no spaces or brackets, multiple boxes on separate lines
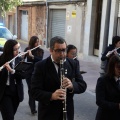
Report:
106,47,120,57
60,59,67,120
0,45,41,71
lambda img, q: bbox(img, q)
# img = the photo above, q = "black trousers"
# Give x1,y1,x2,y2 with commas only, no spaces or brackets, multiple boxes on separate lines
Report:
0,86,19,120
26,78,36,112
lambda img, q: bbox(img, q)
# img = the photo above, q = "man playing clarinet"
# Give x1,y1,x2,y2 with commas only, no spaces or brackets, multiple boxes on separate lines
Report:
31,36,87,120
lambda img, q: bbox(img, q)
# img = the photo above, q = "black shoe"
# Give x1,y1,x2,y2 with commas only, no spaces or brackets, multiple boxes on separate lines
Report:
80,71,87,74
31,110,37,115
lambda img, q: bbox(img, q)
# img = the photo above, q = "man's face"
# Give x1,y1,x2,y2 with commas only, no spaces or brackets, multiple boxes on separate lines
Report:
50,42,67,63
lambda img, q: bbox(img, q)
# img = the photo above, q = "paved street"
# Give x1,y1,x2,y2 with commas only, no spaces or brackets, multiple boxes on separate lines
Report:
0,40,100,120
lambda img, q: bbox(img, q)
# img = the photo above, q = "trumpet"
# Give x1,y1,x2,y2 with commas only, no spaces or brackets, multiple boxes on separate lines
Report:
0,45,41,71
60,59,67,120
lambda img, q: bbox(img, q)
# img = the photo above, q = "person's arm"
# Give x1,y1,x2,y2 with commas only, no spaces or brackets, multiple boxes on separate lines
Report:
31,61,52,104
96,77,119,110
101,47,110,61
27,49,44,63
101,46,115,61
69,60,87,94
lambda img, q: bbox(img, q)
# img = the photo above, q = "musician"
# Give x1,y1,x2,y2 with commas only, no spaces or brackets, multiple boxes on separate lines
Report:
101,36,120,74
67,45,77,59
67,44,86,74
95,55,120,120
31,36,87,120
0,40,24,120
24,36,44,115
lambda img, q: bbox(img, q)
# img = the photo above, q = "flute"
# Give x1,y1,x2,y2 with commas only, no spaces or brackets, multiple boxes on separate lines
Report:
0,45,41,71
60,59,67,120
106,47,120,57
73,56,77,60
20,45,41,56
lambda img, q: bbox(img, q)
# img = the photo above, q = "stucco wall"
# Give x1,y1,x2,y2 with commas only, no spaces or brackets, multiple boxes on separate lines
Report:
17,5,46,43
49,2,85,53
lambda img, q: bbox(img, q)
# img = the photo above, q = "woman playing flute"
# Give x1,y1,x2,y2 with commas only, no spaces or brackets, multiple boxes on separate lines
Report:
24,36,44,115
0,40,24,120
101,36,120,75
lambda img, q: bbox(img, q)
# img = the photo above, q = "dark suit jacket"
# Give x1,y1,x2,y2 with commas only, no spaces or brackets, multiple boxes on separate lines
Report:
0,57,24,104
24,47,44,80
95,76,120,120
31,56,87,120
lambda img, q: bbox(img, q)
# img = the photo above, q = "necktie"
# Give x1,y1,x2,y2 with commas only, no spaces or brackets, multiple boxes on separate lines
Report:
54,62,60,78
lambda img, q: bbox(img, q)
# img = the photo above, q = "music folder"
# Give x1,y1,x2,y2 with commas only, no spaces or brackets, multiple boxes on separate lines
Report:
14,61,33,71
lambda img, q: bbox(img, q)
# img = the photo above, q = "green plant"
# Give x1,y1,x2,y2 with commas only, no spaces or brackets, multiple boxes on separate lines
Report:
0,0,22,16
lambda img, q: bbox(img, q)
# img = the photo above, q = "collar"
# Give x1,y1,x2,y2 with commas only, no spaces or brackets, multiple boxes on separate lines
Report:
51,55,54,63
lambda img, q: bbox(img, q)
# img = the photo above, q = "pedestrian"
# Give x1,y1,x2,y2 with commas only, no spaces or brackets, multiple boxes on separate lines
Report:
66,44,86,74
95,54,120,120
31,36,87,120
0,40,24,120
24,36,44,115
101,36,120,75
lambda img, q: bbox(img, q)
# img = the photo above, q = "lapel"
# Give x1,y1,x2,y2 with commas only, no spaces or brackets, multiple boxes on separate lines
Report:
64,59,74,78
110,77,120,90
47,56,61,85
64,60,69,77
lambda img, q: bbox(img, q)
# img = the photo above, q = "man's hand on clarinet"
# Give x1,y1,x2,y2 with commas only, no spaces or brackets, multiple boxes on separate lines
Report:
51,89,66,101
62,77,73,90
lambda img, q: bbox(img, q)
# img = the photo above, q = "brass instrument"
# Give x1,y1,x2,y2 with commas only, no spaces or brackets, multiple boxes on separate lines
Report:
0,45,41,71
60,59,67,120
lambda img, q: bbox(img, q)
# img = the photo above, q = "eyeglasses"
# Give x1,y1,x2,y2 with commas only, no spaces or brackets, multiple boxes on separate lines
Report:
70,52,77,56
53,49,66,53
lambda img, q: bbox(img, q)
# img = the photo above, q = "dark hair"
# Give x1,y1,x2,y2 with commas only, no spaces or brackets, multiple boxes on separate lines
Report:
106,55,120,77
112,36,120,46
29,36,39,49
67,44,77,54
50,36,66,49
1,40,18,63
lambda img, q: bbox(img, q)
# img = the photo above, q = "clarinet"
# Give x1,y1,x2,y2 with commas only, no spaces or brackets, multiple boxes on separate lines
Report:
60,59,67,120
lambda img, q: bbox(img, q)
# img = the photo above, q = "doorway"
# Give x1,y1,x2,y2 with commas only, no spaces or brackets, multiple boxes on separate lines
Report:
93,0,103,56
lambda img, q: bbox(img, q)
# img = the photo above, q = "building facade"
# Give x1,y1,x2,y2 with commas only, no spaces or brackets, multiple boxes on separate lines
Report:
3,0,120,60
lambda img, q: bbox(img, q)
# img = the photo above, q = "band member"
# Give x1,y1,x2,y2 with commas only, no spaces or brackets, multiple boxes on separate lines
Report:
31,36,87,120
0,40,24,120
96,55,120,120
24,36,44,115
66,44,86,74
101,36,120,74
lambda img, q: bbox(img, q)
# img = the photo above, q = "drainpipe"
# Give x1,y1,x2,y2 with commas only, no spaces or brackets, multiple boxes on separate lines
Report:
45,0,48,48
